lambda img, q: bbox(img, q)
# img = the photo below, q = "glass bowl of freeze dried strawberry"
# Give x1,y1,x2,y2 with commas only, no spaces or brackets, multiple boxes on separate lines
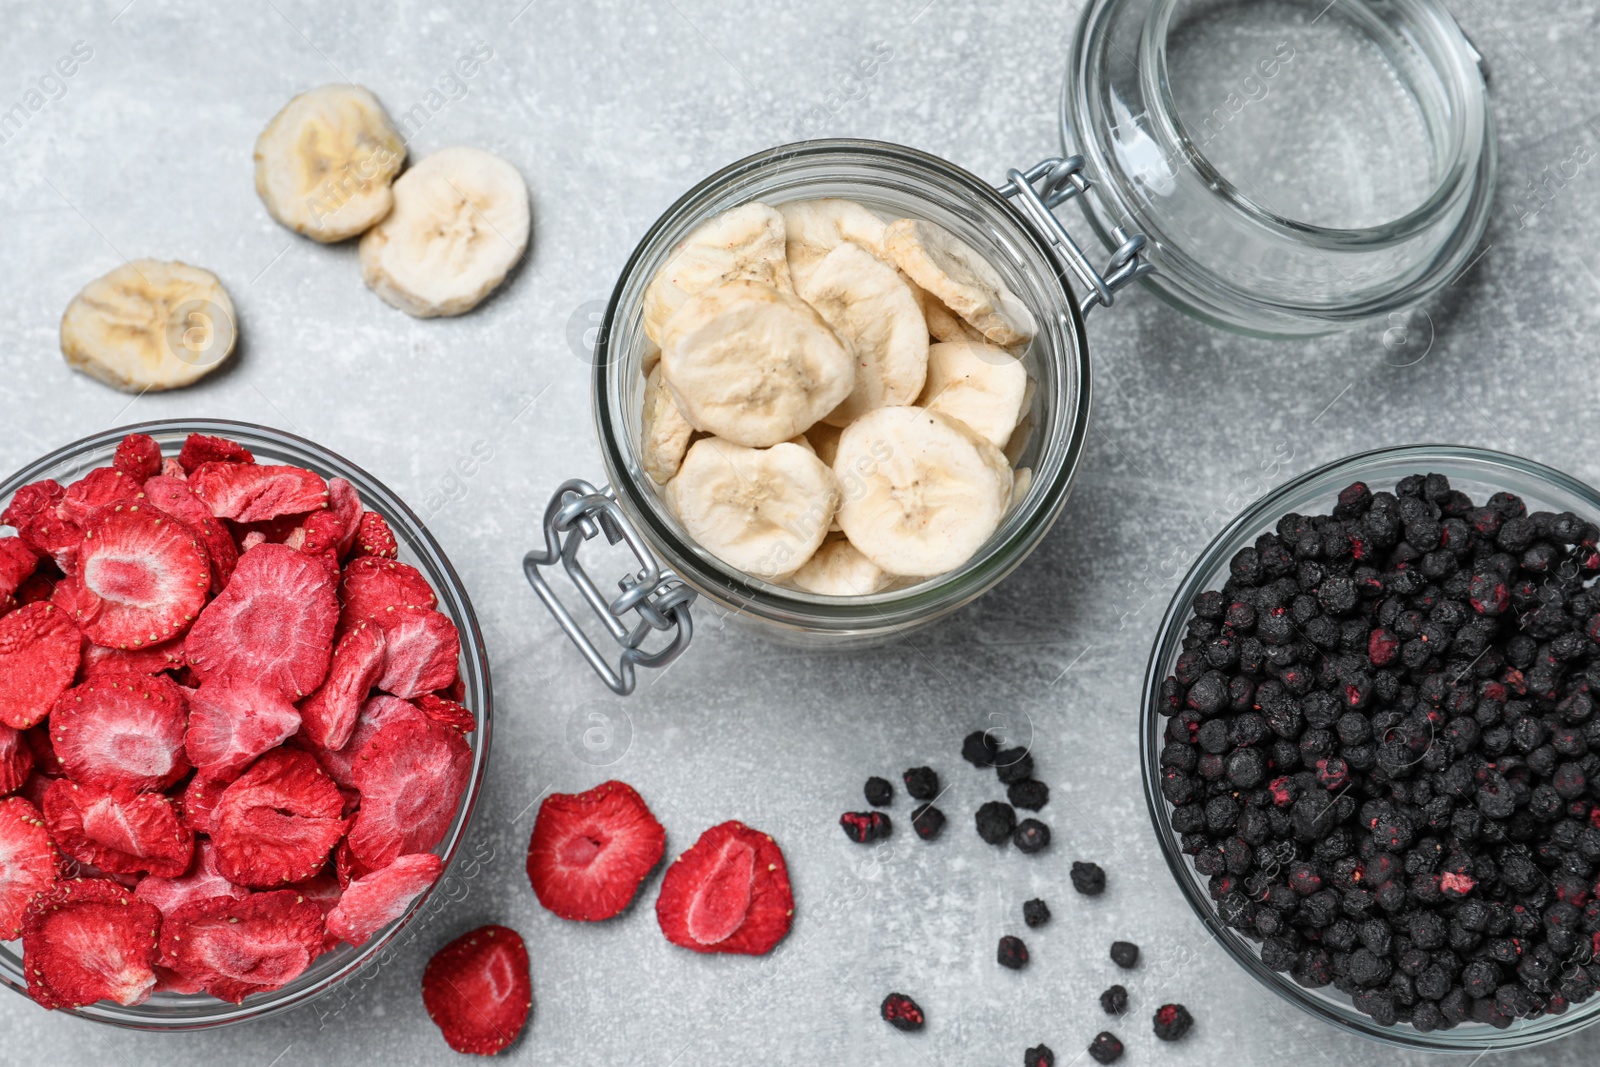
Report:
0,420,490,1028
1142,445,1600,1052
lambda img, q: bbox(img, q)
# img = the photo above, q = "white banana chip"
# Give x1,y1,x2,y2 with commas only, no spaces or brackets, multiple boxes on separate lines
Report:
917,341,1028,447
884,218,1037,346
659,280,854,448
254,84,406,243
778,198,889,290
641,365,694,484
834,406,1012,577
667,438,840,582
359,146,530,318
798,242,928,428
642,203,791,345
918,284,987,344
60,260,236,392
790,536,892,596
1009,467,1034,512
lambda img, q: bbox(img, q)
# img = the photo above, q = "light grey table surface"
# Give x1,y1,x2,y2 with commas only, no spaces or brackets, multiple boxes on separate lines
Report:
1,0,1598,1064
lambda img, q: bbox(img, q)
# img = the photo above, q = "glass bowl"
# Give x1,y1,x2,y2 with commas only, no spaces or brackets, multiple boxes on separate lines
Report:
1141,444,1600,1051
0,419,493,1029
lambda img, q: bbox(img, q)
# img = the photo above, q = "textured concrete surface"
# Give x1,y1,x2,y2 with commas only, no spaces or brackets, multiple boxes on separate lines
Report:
1,0,1598,1063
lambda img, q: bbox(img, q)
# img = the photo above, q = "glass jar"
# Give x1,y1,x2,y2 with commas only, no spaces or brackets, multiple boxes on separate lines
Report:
0,420,493,1029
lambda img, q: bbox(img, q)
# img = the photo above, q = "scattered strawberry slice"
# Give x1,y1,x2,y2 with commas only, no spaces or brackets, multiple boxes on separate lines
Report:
113,434,163,481
185,543,337,700
44,778,193,878
375,606,459,699
22,878,161,1008
327,478,362,559
325,852,443,947
656,820,793,956
348,716,471,870
212,748,346,887
0,603,82,729
0,723,34,796
422,925,532,1055
50,672,190,792
76,504,210,650
184,682,302,779
415,693,475,733
58,467,143,527
190,462,329,523
351,511,398,559
0,537,39,599
0,796,58,937
133,838,249,918
338,556,438,632
143,474,239,592
159,889,326,1003
82,637,186,677
298,621,386,751
527,781,665,922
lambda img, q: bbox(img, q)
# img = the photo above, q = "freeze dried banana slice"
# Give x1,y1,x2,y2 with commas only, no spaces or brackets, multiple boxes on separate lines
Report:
790,536,893,596
642,203,791,345
1009,467,1033,512
254,84,406,243
1004,411,1035,468
779,198,889,290
641,365,694,484
918,284,987,344
659,280,854,448
834,407,1012,578
799,242,928,428
917,342,1028,447
885,218,1036,346
667,438,841,582
60,260,236,392
359,146,530,318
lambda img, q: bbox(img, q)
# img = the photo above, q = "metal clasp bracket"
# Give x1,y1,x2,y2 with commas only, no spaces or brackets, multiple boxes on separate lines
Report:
523,479,696,695
997,156,1154,316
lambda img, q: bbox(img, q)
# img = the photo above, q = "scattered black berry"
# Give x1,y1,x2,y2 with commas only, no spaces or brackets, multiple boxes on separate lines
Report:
903,766,939,801
994,747,1034,785
1024,1043,1055,1067
1088,1032,1124,1064
1007,778,1049,810
840,811,891,843
1110,941,1140,969
1013,819,1051,854
997,935,1030,970
962,730,998,767
880,992,924,1032
1070,860,1106,896
911,803,945,841
864,776,893,807
1152,1003,1193,1041
1100,984,1128,1015
975,801,1017,845
1023,898,1051,928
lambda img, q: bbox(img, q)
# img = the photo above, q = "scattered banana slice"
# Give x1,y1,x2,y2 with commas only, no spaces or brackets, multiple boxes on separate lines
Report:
641,366,695,484
359,146,530,318
798,242,928,428
60,260,237,392
659,280,854,448
790,536,892,596
254,84,406,243
667,438,840,582
917,342,1028,447
642,203,791,345
834,407,1011,577
1009,467,1033,511
884,218,1036,346
779,199,889,290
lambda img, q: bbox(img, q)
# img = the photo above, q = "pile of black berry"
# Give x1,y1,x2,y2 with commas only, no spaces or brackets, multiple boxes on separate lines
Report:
1158,473,1600,1030
963,730,1052,852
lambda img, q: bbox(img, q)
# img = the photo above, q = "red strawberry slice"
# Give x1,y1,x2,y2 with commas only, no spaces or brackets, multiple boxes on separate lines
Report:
51,672,190,792
143,474,239,592
76,504,209,650
338,556,438,632
133,838,249,918
14,566,58,607
58,467,143,527
153,967,204,995
4,479,81,573
19,772,52,810
0,723,34,796
298,621,386,751
527,780,665,922
421,925,532,1055
0,602,81,729
159,890,326,1003
327,478,362,559
22,878,160,1008
325,851,443,947
351,511,398,559
184,683,302,779
190,462,329,523
348,716,471,870
0,537,39,599
113,433,163,480
299,693,421,788
160,456,185,479
24,724,63,777
374,606,459,699
288,867,346,952
656,821,793,956
82,637,185,677
2,479,64,532
415,693,475,733
333,837,371,889
177,433,254,473
298,508,349,558
186,543,337,700
44,778,193,878
0,796,58,937
180,772,226,834
212,748,345,887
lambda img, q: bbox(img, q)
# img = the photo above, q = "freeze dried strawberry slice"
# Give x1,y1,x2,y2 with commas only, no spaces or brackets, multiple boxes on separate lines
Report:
338,556,438,632
14,567,58,607
327,478,362,559
184,683,302,779
44,778,192,878
289,867,345,952
159,890,325,1003
415,693,475,733
212,748,345,887
133,838,249,918
526,780,664,922
298,508,351,559
0,796,57,937
4,480,80,573
300,694,422,788
656,821,793,955
333,837,371,889
82,638,185,677
351,511,398,559
2,479,64,532
113,434,163,480
325,852,443,947
180,772,226,834
190,462,329,523
375,606,459,699
422,925,532,1055
299,621,386,751
22,878,160,1008
58,467,143,527
348,716,471,870
76,504,209,650
143,474,239,592
177,434,255,473
0,723,34,796
0,537,39,599
0,602,81,729
51,672,190,792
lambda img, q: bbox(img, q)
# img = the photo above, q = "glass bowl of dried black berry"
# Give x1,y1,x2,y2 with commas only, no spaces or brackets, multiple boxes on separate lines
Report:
1143,444,1600,1051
